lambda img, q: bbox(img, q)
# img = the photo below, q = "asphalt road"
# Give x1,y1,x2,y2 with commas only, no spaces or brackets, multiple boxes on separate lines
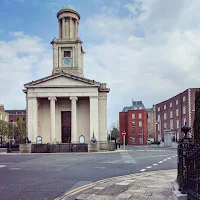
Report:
0,146,177,200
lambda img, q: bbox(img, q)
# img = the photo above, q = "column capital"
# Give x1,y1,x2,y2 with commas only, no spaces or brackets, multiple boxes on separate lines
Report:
48,97,57,101
89,96,98,99
70,96,78,101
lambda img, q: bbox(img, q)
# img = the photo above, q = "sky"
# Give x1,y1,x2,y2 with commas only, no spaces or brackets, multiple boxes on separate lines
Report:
1,0,200,129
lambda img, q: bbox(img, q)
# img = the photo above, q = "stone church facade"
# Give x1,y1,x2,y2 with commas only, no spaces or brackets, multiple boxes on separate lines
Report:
23,5,110,145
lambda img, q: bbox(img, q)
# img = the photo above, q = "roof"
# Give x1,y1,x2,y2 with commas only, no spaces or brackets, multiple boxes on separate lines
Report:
122,101,146,112
61,5,76,11
24,72,110,92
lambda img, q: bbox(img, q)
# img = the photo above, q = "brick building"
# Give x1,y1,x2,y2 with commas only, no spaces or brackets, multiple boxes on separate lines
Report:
5,110,26,123
146,105,156,140
155,88,199,144
119,101,148,145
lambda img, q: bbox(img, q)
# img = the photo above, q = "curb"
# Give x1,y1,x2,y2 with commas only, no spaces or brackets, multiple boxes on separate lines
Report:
0,150,130,156
55,169,176,200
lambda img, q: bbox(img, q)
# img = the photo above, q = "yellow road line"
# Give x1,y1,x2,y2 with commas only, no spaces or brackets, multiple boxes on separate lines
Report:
55,183,95,200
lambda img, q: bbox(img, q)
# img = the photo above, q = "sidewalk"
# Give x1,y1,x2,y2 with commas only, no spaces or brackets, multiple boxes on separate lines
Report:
74,169,176,200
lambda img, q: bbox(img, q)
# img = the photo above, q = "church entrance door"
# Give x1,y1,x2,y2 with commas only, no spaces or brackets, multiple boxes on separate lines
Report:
61,111,71,143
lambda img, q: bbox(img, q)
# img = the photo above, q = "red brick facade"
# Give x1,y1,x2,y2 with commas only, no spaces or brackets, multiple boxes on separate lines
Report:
5,110,26,123
155,88,199,141
119,109,148,145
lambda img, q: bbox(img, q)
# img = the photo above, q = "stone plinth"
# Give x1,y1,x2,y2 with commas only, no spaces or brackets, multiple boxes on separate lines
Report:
19,144,32,153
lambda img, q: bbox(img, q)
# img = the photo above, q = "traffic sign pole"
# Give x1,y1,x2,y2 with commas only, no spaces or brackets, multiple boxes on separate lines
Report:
123,135,125,150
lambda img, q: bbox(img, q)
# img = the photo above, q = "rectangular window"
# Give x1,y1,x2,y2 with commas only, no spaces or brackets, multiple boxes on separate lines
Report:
132,130,135,135
164,105,166,110
183,96,186,102
164,113,167,120
177,120,179,129
139,138,143,144
139,107,143,110
183,118,186,125
139,121,142,127
170,111,173,119
132,113,135,119
158,114,160,121
164,122,167,129
157,107,160,112
134,107,137,110
132,138,135,144
138,129,143,134
170,102,172,107
176,109,179,116
132,122,135,127
23,118,25,121
170,119,173,129
158,123,160,131
183,106,186,115
64,51,71,57
138,113,142,119
176,99,179,105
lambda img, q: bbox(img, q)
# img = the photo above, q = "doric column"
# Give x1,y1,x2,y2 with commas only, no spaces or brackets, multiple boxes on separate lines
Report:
27,97,38,143
90,96,99,141
69,17,73,39
70,96,78,143
62,18,65,39
48,97,57,142
75,21,78,38
59,19,61,39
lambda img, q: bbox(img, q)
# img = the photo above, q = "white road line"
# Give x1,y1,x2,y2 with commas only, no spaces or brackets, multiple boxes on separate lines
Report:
140,169,146,172
172,156,176,158
158,161,163,164
153,164,158,166
146,166,152,169
163,159,167,161
120,153,136,163
0,165,6,169
167,158,171,160
134,154,176,160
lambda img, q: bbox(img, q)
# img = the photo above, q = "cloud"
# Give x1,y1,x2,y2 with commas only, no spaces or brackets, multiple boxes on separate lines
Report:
82,0,200,126
0,31,52,109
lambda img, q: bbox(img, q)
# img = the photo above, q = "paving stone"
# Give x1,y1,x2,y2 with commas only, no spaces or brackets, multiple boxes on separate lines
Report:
76,193,92,200
97,185,130,196
116,193,133,199
87,194,116,200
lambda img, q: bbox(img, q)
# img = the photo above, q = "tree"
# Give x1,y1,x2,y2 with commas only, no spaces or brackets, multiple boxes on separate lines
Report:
193,89,200,140
109,121,120,140
0,120,8,145
15,118,26,143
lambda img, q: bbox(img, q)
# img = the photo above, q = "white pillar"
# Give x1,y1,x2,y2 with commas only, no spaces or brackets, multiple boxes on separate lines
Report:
48,97,57,143
27,97,38,143
70,97,78,143
62,18,65,39
90,96,99,141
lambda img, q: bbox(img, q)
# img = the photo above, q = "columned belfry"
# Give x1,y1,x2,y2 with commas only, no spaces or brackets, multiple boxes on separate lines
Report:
51,5,84,77
24,5,110,147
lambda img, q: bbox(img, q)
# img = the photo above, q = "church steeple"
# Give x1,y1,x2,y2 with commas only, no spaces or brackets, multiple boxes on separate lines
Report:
51,5,84,77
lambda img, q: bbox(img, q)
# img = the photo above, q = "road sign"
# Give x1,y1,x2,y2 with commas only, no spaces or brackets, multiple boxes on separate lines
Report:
122,131,126,136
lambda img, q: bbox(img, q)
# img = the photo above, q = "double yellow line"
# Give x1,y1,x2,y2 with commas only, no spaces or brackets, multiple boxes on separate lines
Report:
55,183,95,200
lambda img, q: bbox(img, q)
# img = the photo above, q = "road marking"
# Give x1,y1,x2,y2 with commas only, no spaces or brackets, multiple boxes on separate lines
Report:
0,165,6,169
55,183,95,200
96,167,105,169
134,154,175,160
167,158,171,160
8,168,21,170
140,169,146,172
120,152,136,163
153,164,158,166
146,166,152,169
158,161,163,163
163,159,167,161
172,156,176,158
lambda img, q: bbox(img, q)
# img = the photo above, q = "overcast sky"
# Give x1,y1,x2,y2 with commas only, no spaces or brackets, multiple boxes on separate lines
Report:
0,0,200,128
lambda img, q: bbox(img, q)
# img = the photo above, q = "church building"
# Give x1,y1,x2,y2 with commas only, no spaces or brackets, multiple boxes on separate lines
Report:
23,5,110,145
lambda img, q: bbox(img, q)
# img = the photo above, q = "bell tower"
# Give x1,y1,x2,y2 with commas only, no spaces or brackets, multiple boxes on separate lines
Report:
51,5,84,77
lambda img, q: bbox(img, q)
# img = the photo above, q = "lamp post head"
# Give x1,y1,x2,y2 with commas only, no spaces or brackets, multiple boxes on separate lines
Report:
181,122,191,138
91,130,97,143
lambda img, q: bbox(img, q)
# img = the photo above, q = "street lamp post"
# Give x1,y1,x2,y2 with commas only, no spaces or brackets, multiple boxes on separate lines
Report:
156,120,162,143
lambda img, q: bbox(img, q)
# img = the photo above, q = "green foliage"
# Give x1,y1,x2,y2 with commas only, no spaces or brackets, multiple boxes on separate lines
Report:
193,90,200,140
109,121,120,140
0,117,26,145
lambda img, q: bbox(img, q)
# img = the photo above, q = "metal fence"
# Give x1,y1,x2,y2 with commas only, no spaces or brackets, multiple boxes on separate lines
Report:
177,125,200,199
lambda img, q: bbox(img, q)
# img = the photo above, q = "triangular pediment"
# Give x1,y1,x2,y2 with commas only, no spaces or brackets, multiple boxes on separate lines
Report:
24,73,100,88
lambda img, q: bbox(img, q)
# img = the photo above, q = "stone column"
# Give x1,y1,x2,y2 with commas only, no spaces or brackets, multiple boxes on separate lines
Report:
90,96,99,141
69,17,73,39
62,18,65,39
70,97,78,143
59,19,61,39
48,97,57,143
27,97,38,143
